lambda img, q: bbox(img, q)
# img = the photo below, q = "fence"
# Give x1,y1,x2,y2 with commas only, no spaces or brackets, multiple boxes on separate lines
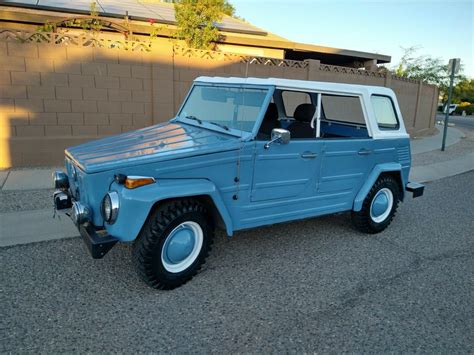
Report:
0,29,438,167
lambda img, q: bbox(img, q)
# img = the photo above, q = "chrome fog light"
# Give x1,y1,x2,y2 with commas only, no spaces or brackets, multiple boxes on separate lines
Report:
101,191,119,224
52,171,69,190
71,201,90,226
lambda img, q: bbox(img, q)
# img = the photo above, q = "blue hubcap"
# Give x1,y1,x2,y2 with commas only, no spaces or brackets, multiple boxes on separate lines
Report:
370,188,393,223
164,226,195,264
372,192,389,217
161,221,204,273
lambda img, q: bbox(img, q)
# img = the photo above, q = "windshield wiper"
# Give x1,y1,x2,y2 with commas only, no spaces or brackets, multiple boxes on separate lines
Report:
184,116,229,131
208,121,230,131
185,115,202,124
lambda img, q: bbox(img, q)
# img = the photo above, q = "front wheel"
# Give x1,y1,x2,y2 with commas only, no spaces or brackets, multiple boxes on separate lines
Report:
351,175,400,234
132,199,214,289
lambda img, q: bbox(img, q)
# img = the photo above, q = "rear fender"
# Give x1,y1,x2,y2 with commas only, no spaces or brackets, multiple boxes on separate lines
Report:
105,179,233,241
353,163,405,212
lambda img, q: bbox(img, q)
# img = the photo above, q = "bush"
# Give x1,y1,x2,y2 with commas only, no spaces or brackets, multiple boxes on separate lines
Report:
454,102,474,115
174,0,224,49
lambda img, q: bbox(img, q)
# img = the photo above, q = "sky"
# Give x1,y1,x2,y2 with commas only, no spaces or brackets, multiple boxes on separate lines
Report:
231,0,474,78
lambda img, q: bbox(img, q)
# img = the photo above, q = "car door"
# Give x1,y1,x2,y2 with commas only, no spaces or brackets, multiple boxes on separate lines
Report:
316,94,374,209
250,139,321,202
250,90,321,203
318,138,374,196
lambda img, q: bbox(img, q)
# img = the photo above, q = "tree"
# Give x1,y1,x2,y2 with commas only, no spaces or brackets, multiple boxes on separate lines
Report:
393,46,466,103
174,0,235,49
221,1,236,16
392,46,466,102
453,79,474,103
395,46,448,85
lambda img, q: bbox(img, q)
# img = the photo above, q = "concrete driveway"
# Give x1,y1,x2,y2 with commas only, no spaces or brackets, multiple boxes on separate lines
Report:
1,171,473,353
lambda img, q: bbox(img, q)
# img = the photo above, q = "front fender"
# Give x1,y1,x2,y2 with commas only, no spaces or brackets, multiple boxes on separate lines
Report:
353,163,405,212
105,179,233,241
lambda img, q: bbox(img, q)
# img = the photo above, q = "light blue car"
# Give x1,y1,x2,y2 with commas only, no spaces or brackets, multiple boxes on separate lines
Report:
53,77,424,289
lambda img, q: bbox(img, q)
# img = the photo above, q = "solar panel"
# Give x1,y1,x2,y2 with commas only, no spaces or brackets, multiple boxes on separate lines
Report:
1,0,37,5
1,0,267,35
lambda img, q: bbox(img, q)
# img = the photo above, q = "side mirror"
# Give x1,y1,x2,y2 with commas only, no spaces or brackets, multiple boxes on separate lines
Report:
264,128,291,149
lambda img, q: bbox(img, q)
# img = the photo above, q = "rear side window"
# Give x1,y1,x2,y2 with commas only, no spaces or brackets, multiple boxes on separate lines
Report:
371,95,399,129
321,94,365,125
282,91,311,117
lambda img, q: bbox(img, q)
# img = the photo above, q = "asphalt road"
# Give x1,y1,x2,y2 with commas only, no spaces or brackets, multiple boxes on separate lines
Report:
437,113,474,131
1,172,473,353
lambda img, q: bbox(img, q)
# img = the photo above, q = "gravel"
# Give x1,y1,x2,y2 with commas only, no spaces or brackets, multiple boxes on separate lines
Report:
1,171,473,353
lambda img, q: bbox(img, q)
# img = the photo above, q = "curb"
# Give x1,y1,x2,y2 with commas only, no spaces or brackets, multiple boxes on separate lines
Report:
409,152,474,183
0,124,472,247
0,171,9,189
0,209,78,247
2,163,473,248
410,124,465,155
1,168,60,191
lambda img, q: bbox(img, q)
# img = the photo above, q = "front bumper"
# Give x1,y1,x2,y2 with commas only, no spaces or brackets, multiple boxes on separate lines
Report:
53,182,119,259
79,223,119,259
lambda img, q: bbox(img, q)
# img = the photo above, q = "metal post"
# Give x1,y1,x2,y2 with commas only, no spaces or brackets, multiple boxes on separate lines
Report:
441,62,456,151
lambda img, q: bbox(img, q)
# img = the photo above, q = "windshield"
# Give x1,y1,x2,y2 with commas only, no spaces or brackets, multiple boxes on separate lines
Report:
177,85,270,133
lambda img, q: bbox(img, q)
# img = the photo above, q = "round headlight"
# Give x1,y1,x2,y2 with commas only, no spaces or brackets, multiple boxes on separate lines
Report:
52,171,69,190
103,194,112,221
71,201,90,226
101,191,119,224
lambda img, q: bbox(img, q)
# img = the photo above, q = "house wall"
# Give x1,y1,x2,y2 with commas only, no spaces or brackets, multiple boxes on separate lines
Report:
0,31,438,168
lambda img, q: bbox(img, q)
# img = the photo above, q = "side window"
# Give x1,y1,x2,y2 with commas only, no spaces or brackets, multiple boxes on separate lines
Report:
371,95,399,129
282,91,311,117
321,94,365,125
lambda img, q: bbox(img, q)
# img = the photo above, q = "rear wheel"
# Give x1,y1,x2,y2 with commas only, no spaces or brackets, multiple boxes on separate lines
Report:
132,199,214,289
351,175,400,234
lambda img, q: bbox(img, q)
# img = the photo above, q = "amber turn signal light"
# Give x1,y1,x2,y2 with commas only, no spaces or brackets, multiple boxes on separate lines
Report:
124,176,156,189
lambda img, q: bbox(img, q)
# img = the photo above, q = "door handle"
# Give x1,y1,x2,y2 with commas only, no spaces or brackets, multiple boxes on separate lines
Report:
301,151,318,159
358,148,372,155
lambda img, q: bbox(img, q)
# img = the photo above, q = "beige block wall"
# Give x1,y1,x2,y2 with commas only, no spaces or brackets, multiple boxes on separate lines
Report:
0,38,438,168
0,40,163,167
390,78,419,129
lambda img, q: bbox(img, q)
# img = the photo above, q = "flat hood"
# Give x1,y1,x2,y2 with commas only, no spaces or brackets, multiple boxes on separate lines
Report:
66,122,240,173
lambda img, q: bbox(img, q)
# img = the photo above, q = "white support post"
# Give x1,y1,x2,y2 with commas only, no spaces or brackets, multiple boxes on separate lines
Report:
316,93,322,138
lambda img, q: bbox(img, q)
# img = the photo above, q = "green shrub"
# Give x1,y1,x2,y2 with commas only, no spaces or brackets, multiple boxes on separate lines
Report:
454,103,474,115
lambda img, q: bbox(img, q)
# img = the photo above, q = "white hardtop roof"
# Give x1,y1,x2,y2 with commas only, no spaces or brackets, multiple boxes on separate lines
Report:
194,76,408,140
194,76,394,96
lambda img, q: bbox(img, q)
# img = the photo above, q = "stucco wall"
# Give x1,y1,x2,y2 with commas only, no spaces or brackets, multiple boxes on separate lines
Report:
0,33,438,168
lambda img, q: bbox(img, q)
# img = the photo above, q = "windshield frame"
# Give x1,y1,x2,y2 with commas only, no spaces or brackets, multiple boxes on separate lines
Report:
174,82,275,139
